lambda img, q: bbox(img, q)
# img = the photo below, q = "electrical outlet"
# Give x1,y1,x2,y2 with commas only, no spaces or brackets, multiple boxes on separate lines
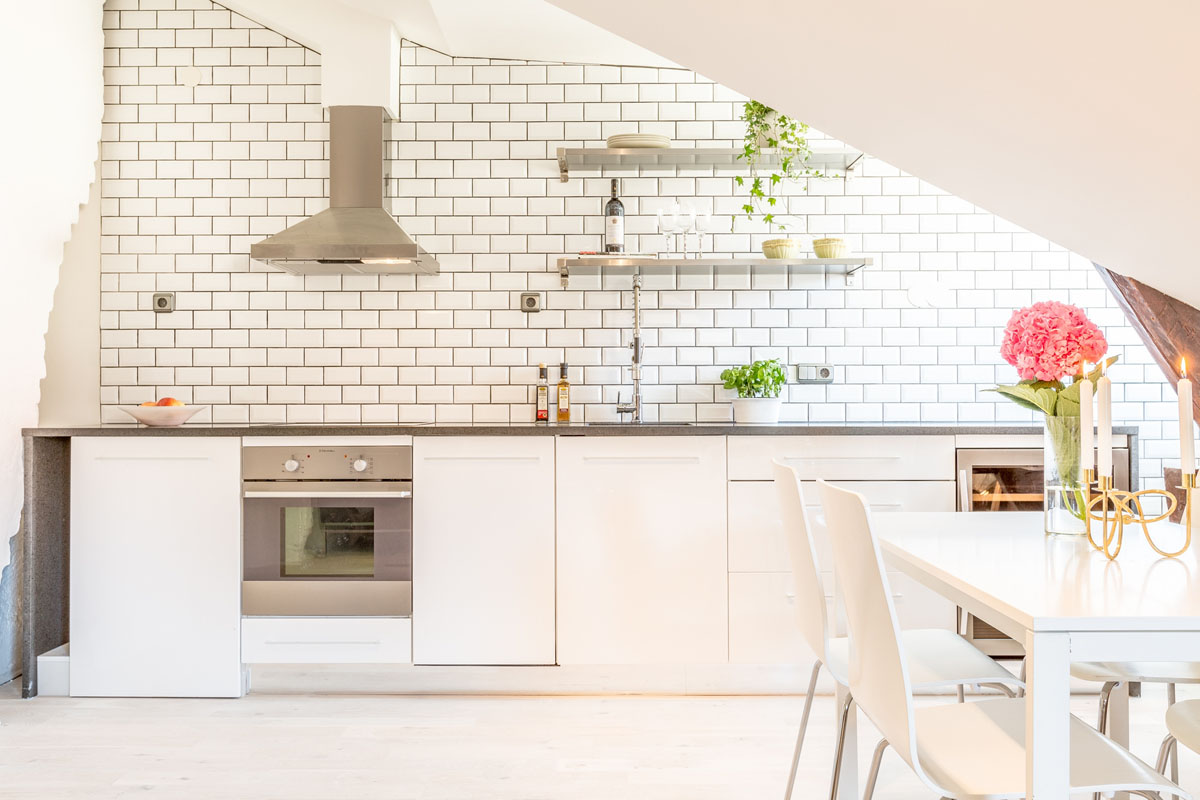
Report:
152,292,175,313
519,292,541,313
796,363,834,384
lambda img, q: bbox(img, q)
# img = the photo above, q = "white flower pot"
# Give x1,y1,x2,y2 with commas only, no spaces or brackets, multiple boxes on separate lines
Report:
731,396,782,424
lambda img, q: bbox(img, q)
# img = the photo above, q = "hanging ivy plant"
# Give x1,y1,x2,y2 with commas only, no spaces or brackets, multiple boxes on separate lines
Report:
736,100,822,230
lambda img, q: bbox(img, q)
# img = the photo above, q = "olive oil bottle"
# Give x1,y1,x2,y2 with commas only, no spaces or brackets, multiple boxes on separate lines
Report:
556,362,571,423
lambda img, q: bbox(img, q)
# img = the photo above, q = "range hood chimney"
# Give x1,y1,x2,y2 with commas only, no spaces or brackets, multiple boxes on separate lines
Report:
250,106,439,275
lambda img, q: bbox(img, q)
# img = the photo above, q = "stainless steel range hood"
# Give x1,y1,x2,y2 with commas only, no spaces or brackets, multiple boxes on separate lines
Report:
251,106,439,275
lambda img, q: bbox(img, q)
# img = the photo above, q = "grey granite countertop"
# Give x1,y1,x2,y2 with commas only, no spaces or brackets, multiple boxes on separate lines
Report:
23,422,1141,437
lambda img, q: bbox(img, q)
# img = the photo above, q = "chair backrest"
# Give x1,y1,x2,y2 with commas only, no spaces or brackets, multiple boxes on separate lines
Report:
817,479,920,773
772,461,831,666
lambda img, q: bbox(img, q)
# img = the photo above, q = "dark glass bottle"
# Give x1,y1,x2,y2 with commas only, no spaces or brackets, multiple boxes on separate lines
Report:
604,178,624,253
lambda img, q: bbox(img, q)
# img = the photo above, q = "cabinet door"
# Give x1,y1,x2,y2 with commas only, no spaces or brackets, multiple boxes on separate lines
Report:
556,436,728,664
412,436,555,665
729,572,814,665
70,437,242,697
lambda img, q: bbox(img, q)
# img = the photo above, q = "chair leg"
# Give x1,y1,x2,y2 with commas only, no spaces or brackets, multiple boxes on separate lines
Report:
826,692,854,800
980,681,1017,698
1155,734,1177,774
1167,683,1179,784
1018,658,1027,697
783,661,822,800
1093,681,1121,800
956,683,965,703
862,738,891,800
1098,680,1120,734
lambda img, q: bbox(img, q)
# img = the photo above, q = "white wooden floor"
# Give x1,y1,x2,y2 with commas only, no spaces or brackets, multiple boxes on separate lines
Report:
1,683,1196,799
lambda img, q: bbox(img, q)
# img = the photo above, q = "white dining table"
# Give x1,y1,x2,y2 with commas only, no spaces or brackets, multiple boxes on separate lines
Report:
856,510,1200,800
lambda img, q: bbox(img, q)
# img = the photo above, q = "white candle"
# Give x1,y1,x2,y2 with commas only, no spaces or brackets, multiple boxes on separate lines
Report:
1180,358,1195,475
1097,363,1113,478
1079,370,1094,473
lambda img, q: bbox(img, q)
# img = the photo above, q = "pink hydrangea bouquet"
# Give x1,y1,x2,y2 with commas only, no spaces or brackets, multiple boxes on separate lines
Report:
990,302,1115,529
991,301,1114,418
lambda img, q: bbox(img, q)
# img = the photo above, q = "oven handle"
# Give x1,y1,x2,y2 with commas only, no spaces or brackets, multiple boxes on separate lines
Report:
244,490,411,499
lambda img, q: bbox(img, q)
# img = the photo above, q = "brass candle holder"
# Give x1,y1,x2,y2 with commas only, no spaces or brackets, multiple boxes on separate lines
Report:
1084,468,1192,560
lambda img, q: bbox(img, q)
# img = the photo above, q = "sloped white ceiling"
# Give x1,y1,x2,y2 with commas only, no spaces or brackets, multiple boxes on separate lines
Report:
228,0,673,68
548,0,1200,308
340,0,673,65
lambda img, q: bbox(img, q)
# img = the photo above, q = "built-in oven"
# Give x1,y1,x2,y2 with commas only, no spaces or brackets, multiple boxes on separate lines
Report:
242,443,412,617
954,442,1132,656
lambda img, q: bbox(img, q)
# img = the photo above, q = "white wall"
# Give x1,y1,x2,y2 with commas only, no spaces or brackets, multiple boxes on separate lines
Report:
41,166,103,428
98,2,1180,488
0,0,104,581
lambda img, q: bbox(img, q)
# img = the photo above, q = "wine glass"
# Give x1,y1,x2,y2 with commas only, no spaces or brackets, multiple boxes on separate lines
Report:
694,211,713,256
657,205,682,257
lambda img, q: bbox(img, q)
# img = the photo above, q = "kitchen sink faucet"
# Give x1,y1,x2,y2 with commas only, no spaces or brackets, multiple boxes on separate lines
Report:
616,273,643,423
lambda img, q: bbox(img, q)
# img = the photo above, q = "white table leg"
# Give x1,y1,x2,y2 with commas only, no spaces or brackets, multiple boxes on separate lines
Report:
833,682,858,800
1025,631,1071,799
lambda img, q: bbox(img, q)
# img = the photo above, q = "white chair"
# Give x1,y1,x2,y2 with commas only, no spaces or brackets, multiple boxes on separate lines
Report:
1157,698,1200,792
816,479,1187,800
1075,661,1200,787
773,462,1023,800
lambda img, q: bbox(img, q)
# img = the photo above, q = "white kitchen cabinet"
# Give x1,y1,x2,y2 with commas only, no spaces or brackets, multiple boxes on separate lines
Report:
412,436,555,665
726,441,958,665
70,436,242,697
556,436,728,664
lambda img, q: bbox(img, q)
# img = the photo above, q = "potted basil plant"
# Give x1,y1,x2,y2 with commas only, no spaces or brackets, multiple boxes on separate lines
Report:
721,359,787,424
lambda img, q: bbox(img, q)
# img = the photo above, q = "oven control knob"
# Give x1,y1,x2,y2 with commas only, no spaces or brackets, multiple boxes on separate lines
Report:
352,458,369,473
283,459,300,473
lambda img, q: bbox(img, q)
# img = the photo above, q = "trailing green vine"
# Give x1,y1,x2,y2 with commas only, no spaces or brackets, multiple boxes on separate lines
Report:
735,101,822,230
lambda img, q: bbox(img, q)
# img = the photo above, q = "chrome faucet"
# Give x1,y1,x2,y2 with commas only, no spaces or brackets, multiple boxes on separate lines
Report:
616,273,643,423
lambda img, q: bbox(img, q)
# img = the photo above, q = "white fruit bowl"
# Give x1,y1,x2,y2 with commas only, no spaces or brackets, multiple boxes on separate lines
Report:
120,405,206,427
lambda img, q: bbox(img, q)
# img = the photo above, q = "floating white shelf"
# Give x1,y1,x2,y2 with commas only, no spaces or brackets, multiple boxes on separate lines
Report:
557,145,865,182
555,256,872,287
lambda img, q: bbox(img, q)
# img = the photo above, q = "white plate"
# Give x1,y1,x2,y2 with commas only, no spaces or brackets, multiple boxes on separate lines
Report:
606,134,670,149
120,405,207,427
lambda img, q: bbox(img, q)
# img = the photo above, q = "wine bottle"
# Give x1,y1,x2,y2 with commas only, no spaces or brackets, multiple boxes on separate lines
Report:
604,178,624,253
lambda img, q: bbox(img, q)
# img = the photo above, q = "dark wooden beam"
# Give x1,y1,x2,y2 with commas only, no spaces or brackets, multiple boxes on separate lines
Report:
1095,264,1200,424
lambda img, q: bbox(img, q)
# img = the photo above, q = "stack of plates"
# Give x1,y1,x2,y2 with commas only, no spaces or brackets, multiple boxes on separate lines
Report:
606,133,671,149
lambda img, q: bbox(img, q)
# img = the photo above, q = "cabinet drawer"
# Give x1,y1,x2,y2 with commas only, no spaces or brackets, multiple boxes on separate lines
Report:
242,617,412,664
728,436,955,481
729,480,955,572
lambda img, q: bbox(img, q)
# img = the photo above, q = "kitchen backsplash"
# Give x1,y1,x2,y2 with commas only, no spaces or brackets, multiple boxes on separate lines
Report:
99,0,1184,486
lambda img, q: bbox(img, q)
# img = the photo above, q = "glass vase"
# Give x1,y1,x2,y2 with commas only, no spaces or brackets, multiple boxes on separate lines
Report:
1043,415,1088,535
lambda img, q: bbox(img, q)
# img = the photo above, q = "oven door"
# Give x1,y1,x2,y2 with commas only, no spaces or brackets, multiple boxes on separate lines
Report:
242,481,412,617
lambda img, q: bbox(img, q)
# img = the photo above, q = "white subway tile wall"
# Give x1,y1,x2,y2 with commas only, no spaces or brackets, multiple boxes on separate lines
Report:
100,0,1184,486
